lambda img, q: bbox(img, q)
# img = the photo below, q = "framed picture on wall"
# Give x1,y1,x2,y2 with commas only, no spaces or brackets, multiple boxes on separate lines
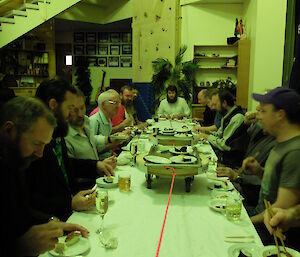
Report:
98,44,108,55
74,44,84,55
122,44,132,55
98,32,109,43
74,32,85,43
86,32,97,43
74,56,86,66
110,45,120,55
110,32,120,43
108,56,119,67
87,57,98,66
122,32,132,43
98,57,107,67
120,56,132,67
86,45,97,55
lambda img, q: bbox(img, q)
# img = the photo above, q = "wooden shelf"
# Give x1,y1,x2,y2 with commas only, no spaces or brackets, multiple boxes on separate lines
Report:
194,56,237,59
14,74,48,78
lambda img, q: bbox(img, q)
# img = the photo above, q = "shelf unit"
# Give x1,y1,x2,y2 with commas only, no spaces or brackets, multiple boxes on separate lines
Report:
193,40,250,110
0,39,50,96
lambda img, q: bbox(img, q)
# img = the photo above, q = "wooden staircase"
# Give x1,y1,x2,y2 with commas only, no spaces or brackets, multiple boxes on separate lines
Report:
0,0,81,48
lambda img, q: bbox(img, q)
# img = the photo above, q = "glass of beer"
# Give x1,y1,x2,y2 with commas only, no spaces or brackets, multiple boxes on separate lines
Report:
118,172,131,192
226,191,242,222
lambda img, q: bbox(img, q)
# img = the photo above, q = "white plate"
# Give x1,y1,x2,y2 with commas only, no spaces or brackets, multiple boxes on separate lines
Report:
146,119,154,124
160,131,175,136
49,236,90,257
174,133,193,138
96,176,118,188
110,134,130,140
169,146,193,155
169,155,197,164
176,127,191,133
260,245,300,257
207,180,234,191
144,155,171,164
211,189,231,200
228,243,260,257
206,173,229,182
209,198,226,212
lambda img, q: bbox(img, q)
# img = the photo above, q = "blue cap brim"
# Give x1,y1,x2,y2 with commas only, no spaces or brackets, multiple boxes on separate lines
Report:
252,93,271,103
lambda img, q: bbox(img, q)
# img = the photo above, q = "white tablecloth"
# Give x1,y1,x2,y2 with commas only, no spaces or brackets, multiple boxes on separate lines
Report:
40,120,263,257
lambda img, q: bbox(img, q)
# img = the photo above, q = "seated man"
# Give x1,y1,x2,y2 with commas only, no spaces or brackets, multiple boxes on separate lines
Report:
0,96,88,257
196,89,216,126
194,89,222,133
217,120,276,206
27,79,114,221
245,87,300,249
89,89,127,158
131,84,152,122
65,88,117,168
111,85,135,132
157,85,191,119
197,90,247,166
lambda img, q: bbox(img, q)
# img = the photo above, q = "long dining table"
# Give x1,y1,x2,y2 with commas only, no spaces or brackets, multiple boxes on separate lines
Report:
40,119,263,257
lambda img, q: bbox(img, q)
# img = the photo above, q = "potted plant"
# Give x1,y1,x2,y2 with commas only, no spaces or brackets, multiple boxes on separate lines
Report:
151,45,197,111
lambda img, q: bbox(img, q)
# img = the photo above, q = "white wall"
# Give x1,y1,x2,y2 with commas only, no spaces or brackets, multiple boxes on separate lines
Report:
181,3,243,60
181,0,287,110
243,0,287,110
181,3,243,87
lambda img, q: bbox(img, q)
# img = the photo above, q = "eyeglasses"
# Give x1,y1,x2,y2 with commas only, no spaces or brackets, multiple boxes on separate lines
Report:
107,100,121,105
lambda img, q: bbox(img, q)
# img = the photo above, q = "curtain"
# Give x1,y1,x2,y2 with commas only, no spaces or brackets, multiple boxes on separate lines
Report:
287,0,300,93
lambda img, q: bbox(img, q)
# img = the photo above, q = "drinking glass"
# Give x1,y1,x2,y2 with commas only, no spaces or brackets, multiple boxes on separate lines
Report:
96,189,108,234
226,191,242,222
130,141,137,166
118,172,131,192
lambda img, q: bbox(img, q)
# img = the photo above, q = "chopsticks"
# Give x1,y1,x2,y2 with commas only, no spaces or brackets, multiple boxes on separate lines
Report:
264,199,287,257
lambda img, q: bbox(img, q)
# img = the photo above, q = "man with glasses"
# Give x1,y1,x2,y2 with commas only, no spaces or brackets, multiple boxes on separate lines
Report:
89,89,127,158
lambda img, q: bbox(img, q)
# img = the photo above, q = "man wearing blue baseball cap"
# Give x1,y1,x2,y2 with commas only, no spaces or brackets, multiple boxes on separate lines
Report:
244,87,300,248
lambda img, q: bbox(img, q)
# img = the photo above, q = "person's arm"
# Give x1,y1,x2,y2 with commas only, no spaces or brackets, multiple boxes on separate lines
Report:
251,187,300,224
181,98,191,117
157,100,165,116
207,113,244,151
264,205,300,235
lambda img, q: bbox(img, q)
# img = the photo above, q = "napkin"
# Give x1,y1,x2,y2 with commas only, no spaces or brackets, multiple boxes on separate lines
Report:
224,228,254,243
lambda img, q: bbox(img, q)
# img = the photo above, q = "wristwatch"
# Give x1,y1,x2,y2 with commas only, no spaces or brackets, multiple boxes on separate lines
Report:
48,216,60,222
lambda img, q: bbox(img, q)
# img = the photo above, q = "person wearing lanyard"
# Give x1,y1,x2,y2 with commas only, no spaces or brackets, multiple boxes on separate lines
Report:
0,96,89,257
27,79,115,222
65,87,117,168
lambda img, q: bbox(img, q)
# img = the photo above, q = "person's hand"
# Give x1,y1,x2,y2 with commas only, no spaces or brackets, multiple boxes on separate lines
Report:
123,117,134,127
216,167,237,181
16,221,89,256
72,189,96,211
137,122,148,130
96,160,114,176
192,118,201,122
242,156,262,175
264,207,294,238
244,111,257,125
103,155,117,168
193,125,206,133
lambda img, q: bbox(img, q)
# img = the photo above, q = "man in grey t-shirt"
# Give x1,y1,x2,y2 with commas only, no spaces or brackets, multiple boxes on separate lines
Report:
243,87,300,226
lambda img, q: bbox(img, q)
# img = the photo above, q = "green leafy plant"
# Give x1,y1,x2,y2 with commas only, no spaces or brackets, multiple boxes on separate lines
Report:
212,77,236,96
151,45,197,110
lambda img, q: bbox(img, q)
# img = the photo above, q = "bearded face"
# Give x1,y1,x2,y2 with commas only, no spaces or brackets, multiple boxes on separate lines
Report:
54,104,69,137
167,90,177,104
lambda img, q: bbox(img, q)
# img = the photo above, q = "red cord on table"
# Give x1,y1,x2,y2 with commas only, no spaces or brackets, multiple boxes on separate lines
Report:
155,167,176,257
